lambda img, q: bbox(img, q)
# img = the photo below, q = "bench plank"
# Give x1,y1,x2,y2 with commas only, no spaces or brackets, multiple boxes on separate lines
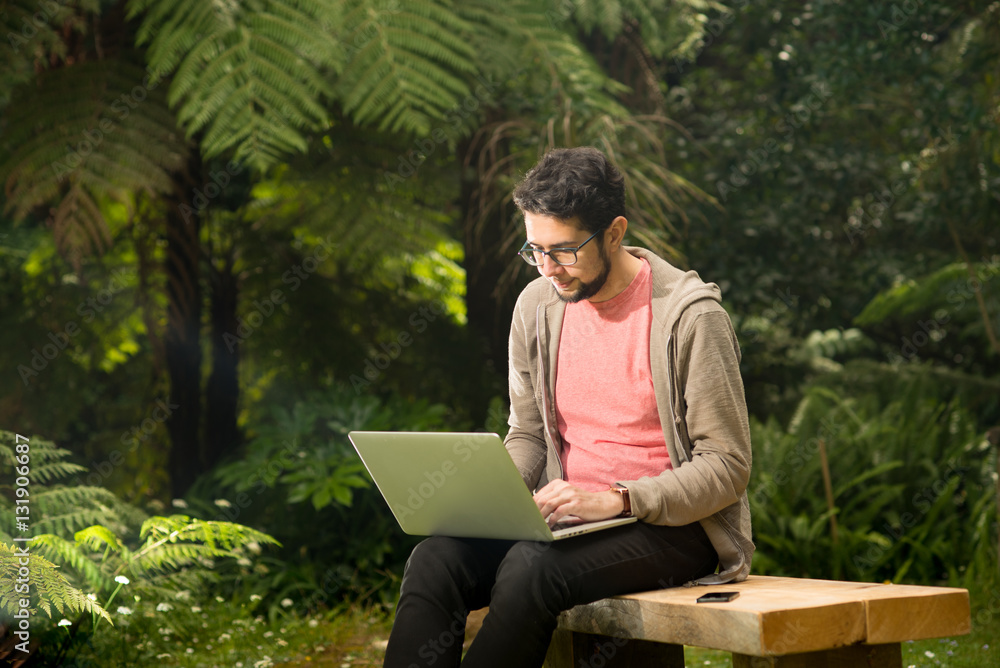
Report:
554,575,969,658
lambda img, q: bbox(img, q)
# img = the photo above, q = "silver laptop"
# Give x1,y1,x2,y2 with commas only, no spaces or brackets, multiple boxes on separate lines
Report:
348,431,636,541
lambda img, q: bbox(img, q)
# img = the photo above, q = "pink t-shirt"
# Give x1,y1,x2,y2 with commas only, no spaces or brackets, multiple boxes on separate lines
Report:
555,259,671,491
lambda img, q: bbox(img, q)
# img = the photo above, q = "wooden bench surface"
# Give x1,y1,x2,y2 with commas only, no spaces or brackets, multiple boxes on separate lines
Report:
556,575,970,657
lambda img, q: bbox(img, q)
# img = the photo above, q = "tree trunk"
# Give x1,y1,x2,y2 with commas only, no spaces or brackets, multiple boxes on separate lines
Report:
459,135,520,389
204,251,241,471
165,158,204,498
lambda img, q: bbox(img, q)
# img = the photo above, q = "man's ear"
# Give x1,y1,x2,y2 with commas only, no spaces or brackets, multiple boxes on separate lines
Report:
607,216,629,250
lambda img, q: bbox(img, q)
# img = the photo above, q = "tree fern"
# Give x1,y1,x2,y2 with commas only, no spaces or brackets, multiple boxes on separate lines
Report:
128,0,342,170
0,59,189,271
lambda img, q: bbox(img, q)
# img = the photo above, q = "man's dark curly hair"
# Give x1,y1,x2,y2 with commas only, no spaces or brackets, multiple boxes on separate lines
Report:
512,147,626,235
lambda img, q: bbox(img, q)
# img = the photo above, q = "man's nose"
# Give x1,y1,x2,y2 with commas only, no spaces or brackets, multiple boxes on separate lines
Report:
537,254,562,276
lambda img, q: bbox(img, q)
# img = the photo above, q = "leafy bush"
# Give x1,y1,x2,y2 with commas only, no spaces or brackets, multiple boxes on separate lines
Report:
749,365,998,589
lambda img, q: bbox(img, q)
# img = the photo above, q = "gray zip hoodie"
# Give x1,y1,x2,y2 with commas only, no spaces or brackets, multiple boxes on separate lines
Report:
504,246,754,583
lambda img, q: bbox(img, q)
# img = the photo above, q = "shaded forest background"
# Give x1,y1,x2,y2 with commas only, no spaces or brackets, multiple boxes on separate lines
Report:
1,0,999,661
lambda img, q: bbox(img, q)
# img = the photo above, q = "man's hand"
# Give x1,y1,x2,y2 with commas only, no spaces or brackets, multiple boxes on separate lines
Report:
533,479,625,526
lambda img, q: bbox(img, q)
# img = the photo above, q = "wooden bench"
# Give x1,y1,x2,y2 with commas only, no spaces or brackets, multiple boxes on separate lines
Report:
543,575,971,667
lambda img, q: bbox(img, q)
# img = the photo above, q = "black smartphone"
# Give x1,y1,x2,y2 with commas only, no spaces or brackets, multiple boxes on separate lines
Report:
696,591,740,603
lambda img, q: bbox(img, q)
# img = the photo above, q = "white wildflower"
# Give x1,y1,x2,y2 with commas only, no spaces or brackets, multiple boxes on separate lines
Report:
246,541,262,555
253,657,273,668
214,499,232,508
191,606,202,613
176,590,192,601
280,598,293,608
186,648,194,654
117,606,133,616
263,631,274,638
156,602,174,612
218,633,232,642
114,575,130,585
250,594,262,602
87,593,97,602
58,619,72,627
237,557,252,567
276,639,288,648
308,619,319,628
171,498,188,508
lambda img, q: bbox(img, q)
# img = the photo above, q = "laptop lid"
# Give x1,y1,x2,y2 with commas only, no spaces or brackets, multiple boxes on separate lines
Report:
348,431,635,542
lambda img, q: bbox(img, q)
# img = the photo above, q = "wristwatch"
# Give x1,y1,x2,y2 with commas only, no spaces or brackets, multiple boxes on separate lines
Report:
609,483,632,518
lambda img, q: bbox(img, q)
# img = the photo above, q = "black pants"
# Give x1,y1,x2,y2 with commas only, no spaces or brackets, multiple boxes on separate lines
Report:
382,521,718,668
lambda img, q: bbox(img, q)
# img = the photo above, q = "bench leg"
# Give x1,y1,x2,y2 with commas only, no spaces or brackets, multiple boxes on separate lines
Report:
733,642,902,668
544,628,685,667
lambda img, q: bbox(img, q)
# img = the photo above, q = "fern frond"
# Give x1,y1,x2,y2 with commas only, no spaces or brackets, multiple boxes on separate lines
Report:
0,542,112,624
128,0,341,171
74,525,125,554
35,509,129,537
30,534,115,593
32,486,126,521
0,59,189,271
337,0,479,135
138,515,281,552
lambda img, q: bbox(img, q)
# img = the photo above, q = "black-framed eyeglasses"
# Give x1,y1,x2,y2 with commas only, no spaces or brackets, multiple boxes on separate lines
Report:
518,229,600,266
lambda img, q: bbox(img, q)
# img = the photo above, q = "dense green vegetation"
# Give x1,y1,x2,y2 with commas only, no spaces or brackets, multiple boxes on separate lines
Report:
1,0,997,665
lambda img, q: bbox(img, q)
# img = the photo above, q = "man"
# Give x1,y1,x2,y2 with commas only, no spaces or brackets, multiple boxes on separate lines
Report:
383,147,752,668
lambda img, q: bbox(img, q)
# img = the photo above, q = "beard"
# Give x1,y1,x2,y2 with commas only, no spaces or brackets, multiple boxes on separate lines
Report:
557,242,612,303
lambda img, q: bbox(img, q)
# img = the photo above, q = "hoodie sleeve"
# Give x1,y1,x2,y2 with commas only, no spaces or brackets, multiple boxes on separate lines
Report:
503,289,548,491
625,303,752,525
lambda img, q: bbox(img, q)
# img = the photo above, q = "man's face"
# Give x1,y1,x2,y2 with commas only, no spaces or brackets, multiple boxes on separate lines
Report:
523,213,610,303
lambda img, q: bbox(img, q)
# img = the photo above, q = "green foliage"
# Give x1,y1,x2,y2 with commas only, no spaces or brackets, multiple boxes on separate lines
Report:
214,383,450,513
337,0,480,134
204,385,454,612
0,428,278,660
0,542,112,625
0,0,98,95
0,59,188,271
749,370,998,588
128,0,341,169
